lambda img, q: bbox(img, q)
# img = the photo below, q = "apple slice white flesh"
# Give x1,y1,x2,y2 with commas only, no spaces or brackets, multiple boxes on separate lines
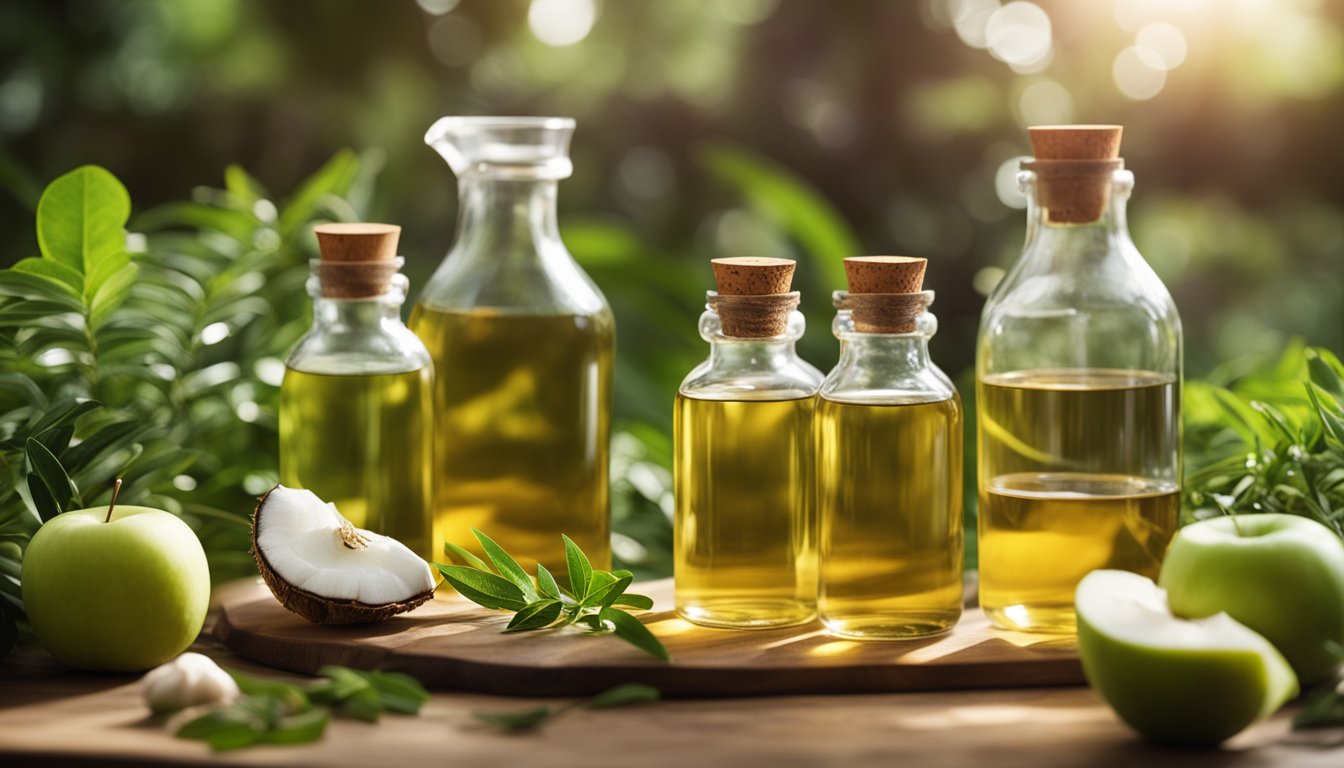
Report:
1076,570,1298,747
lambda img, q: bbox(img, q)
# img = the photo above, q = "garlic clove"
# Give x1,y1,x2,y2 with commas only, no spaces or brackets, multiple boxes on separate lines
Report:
141,652,241,715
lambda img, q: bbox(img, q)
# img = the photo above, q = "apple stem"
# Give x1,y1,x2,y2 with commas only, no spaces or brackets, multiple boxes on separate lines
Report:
104,478,122,523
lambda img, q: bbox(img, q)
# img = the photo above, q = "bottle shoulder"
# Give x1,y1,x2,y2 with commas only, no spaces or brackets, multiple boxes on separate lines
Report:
286,322,432,376
678,353,823,401
819,360,958,405
416,242,609,317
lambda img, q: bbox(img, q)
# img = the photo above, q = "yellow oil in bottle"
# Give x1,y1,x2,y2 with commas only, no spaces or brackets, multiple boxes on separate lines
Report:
279,367,434,560
977,369,1180,633
816,396,963,639
409,307,614,577
674,395,816,628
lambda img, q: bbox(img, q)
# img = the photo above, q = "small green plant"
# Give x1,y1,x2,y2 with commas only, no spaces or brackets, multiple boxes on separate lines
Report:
473,682,660,732
438,529,669,661
175,665,429,751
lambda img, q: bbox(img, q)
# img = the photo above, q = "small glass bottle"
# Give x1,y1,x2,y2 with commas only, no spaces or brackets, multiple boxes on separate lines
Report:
976,126,1182,634
675,258,823,629
280,224,434,559
817,257,964,640
413,117,614,577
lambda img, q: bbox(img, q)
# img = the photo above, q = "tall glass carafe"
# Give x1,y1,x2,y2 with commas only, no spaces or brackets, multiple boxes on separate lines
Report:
976,125,1182,633
412,117,614,577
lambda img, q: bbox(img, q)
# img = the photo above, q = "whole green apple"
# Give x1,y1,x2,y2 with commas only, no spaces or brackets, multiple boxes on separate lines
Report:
1159,513,1344,684
22,502,210,672
1077,570,1298,747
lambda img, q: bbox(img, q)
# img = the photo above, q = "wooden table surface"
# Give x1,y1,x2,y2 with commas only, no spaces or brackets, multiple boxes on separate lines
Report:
1,581,1340,768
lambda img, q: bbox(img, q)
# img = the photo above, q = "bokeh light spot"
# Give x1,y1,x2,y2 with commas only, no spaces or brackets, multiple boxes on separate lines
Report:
1136,22,1187,70
986,2,1052,67
995,156,1031,209
415,0,461,14
528,0,597,47
1113,45,1167,100
973,266,1006,296
951,0,1000,49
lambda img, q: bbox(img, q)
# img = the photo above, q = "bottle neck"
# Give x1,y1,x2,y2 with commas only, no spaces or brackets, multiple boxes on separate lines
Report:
1019,169,1136,272
836,331,933,374
310,295,406,333
455,177,561,264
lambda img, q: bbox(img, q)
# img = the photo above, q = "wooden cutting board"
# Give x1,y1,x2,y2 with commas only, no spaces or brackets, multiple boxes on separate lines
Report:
216,578,1083,697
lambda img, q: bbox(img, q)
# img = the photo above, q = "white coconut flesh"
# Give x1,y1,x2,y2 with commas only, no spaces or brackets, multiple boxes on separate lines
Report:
256,486,434,606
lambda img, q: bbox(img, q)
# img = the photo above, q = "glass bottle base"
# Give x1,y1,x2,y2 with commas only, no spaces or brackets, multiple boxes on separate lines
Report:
820,611,960,641
983,603,1077,634
676,600,815,630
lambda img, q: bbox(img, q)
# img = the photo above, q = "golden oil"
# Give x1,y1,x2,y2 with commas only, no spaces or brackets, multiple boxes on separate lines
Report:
816,396,963,639
409,306,614,576
674,394,816,628
279,367,434,559
977,369,1180,633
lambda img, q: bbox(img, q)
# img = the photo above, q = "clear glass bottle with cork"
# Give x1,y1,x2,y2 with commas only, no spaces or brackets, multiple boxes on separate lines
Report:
675,257,823,629
976,125,1182,634
280,223,434,560
817,256,964,640
412,117,614,578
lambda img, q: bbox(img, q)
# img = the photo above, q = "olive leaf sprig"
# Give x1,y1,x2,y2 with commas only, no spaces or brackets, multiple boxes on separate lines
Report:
437,530,670,661
175,666,430,751
474,683,660,732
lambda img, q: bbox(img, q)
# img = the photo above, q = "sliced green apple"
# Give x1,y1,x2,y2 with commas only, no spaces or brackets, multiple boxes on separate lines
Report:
1076,569,1298,747
1159,513,1344,685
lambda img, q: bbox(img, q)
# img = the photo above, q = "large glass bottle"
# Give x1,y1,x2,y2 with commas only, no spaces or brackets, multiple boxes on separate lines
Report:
412,117,614,577
976,126,1182,633
675,258,823,629
817,257,963,640
280,224,434,560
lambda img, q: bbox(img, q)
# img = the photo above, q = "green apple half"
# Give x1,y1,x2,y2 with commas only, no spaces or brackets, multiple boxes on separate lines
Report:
1160,513,1344,685
1076,569,1298,747
22,505,210,672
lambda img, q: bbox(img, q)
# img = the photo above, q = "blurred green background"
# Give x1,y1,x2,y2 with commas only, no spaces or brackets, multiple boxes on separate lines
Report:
1,0,1341,575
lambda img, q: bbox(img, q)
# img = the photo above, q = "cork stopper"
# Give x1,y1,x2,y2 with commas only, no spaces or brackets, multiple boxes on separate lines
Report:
842,256,929,333
708,257,798,338
313,223,402,299
1023,125,1124,224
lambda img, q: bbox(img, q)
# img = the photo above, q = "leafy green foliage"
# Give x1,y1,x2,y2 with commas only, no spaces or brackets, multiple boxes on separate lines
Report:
0,158,372,655
473,683,660,732
175,665,429,751
437,529,669,661
1184,344,1344,538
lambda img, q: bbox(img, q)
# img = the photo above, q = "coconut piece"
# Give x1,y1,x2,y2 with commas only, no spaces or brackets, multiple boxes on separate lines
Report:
251,485,435,624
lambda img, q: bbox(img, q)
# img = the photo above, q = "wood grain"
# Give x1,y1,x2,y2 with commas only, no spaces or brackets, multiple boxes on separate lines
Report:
217,578,1084,696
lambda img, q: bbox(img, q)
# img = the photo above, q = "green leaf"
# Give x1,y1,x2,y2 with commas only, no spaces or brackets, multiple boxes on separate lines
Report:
505,599,563,632
224,165,269,206
337,687,383,723
536,563,561,600
610,593,655,611
35,166,131,279
25,472,60,522
563,534,593,599
599,607,670,661
261,708,329,745
0,271,84,309
89,262,139,329
473,528,537,601
364,671,430,715
29,399,101,436
435,564,528,611
175,707,264,750
11,257,83,294
26,437,72,513
442,540,492,572
1308,351,1344,398
227,670,310,711
583,683,661,710
583,572,633,610
60,420,141,469
473,705,553,732
278,149,359,236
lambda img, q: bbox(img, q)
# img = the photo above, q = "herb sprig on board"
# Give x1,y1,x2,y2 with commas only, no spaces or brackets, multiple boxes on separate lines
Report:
175,666,430,751
437,530,669,661
474,683,660,732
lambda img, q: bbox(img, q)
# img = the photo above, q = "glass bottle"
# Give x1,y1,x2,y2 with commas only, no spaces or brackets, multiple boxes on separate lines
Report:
675,258,823,629
817,258,964,640
280,224,434,560
412,117,614,577
976,126,1182,634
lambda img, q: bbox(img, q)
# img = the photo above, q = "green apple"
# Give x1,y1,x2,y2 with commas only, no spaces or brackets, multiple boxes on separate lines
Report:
1076,569,1298,747
22,501,210,672
1159,513,1344,684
